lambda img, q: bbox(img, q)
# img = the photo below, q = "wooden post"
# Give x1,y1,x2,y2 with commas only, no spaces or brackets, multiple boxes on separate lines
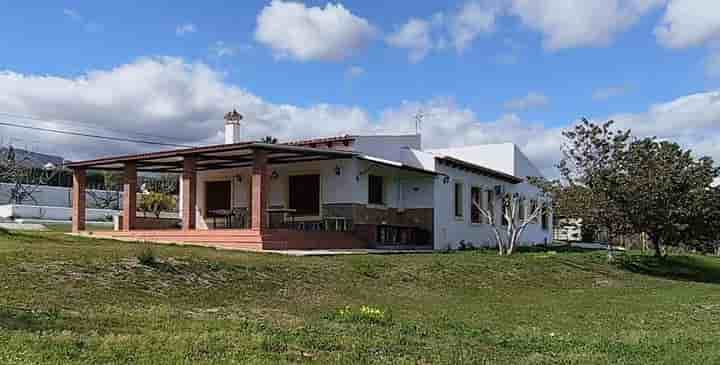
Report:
122,162,137,231
182,156,197,230
251,149,268,231
71,168,86,233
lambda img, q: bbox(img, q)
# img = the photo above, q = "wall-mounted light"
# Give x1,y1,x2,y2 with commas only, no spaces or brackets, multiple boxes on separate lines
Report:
335,165,342,176
234,175,243,183
271,171,279,180
442,175,450,184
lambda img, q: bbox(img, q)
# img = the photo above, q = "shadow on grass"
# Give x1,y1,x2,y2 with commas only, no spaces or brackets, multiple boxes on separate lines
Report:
618,254,720,284
0,306,59,332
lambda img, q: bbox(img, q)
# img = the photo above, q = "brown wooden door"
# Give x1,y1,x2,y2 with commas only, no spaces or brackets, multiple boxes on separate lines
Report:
289,175,320,216
206,181,231,212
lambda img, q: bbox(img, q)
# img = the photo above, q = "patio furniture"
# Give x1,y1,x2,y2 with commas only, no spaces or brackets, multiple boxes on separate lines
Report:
207,209,233,228
231,207,249,228
324,216,351,232
376,224,429,245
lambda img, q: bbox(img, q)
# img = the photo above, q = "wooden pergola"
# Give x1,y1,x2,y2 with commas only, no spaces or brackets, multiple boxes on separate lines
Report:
65,142,358,233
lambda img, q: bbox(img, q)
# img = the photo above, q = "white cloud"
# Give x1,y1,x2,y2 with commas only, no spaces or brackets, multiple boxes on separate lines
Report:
593,85,632,101
0,58,717,179
503,92,550,111
254,0,376,62
387,1,500,61
210,41,249,57
450,0,502,51
386,18,435,63
655,0,720,48
0,57,372,160
509,0,665,50
176,23,197,36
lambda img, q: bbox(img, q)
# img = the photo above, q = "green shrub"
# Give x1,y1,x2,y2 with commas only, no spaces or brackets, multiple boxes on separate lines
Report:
140,192,176,219
0,226,10,235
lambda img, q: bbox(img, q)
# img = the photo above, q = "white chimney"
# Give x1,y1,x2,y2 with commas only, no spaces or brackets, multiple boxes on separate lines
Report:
223,109,243,144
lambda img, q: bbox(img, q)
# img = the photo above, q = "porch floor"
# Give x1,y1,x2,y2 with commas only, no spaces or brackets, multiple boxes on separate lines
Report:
83,229,369,251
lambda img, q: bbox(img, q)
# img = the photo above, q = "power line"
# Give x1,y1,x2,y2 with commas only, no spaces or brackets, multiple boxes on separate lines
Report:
0,121,196,148
0,111,199,145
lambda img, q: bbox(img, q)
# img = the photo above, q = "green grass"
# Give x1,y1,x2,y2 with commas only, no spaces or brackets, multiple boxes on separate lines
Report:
1,230,720,364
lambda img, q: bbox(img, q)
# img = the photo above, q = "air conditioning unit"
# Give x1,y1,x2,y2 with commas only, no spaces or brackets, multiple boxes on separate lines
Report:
494,185,505,196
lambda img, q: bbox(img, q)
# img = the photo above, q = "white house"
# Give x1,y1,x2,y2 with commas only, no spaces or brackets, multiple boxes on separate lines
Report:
67,115,552,251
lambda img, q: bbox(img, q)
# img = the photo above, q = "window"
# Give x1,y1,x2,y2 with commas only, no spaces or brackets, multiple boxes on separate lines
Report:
518,199,525,223
289,174,320,216
470,187,482,224
454,182,464,218
368,175,384,205
541,205,549,230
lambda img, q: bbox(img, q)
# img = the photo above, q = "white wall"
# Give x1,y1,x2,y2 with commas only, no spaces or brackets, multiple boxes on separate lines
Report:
0,204,119,221
353,135,422,163
0,183,125,209
428,144,517,176
355,159,434,209
432,161,552,250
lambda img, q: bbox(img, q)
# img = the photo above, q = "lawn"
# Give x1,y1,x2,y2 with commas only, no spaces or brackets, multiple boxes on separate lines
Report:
1,229,720,364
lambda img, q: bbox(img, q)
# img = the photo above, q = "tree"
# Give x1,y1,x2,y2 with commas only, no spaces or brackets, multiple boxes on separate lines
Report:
558,119,634,260
140,192,176,219
0,146,59,205
471,180,552,256
615,139,719,257
558,119,720,257
87,171,121,209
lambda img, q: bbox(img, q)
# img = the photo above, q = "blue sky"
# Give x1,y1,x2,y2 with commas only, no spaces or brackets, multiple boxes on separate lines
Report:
0,0,719,176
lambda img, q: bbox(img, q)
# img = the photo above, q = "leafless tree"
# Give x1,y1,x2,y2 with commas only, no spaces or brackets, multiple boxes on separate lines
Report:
472,189,551,256
0,146,58,205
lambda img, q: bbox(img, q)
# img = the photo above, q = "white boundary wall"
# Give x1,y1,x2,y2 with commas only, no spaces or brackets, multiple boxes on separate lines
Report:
0,204,119,221
0,183,124,209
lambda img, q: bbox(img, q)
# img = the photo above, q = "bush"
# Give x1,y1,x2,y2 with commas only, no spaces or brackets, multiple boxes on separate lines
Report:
0,227,10,235
140,192,176,219
136,246,157,266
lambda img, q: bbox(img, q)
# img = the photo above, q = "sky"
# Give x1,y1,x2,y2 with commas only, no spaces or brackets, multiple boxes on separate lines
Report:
0,0,719,178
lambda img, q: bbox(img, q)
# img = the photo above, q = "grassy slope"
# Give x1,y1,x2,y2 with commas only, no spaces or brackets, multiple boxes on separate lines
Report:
1,230,720,364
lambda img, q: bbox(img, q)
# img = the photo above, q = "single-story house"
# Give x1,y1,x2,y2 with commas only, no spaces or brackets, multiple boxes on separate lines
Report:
66,114,552,251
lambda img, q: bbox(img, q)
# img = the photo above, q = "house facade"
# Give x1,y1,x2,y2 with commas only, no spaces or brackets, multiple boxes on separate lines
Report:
67,117,552,251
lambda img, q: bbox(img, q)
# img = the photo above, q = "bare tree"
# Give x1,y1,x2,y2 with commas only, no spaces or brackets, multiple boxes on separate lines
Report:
87,171,121,209
471,188,550,256
0,146,58,205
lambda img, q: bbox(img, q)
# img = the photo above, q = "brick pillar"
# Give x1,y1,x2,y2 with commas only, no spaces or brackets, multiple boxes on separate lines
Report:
122,162,137,231
251,149,268,231
181,156,197,230
71,168,86,233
